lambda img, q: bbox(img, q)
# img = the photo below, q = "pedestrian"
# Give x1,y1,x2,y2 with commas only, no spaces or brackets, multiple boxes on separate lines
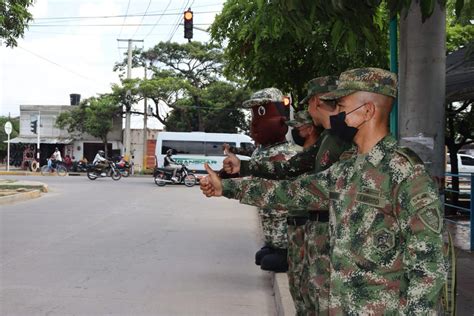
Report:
221,76,351,315
202,68,447,315
52,147,62,163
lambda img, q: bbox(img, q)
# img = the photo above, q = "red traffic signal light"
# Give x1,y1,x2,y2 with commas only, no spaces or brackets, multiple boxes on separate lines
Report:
184,9,193,40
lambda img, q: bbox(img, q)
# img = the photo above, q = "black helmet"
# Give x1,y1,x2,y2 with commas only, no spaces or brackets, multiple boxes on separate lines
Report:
98,150,105,157
166,149,173,156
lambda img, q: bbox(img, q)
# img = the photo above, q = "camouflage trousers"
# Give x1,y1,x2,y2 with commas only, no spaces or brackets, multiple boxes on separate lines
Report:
259,208,288,249
300,221,331,316
287,223,306,316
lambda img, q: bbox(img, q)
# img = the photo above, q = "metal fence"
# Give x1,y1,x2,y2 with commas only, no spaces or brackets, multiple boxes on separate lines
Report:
444,173,473,251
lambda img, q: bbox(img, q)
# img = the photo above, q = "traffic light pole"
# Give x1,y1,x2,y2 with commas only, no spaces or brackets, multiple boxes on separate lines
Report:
37,111,41,161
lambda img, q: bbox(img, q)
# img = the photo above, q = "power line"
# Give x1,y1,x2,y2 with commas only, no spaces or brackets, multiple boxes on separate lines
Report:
32,10,219,22
130,0,153,39
118,0,132,39
167,0,190,42
18,46,94,82
29,23,210,27
143,0,172,40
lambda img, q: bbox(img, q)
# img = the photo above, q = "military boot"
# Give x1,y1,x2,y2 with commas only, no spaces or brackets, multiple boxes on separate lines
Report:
260,248,288,272
255,245,275,266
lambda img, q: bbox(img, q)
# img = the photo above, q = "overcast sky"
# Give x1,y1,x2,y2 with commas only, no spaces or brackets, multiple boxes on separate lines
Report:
0,0,225,128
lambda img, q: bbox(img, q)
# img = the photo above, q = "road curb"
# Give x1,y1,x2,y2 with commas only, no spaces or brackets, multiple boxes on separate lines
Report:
0,189,42,205
273,272,296,316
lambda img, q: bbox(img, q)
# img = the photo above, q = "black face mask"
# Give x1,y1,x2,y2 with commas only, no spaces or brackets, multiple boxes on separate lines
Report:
329,103,367,143
291,128,306,146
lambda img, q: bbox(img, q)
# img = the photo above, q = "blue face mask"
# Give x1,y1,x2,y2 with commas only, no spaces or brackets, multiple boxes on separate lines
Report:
329,103,367,143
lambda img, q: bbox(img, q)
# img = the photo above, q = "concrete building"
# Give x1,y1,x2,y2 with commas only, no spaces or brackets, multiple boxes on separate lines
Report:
10,104,122,165
129,128,162,172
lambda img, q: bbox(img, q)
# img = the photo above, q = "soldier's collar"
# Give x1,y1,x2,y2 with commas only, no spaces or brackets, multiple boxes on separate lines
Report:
365,135,397,167
261,141,288,150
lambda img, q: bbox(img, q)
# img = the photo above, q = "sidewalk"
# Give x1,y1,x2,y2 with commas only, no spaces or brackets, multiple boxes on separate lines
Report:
456,249,474,315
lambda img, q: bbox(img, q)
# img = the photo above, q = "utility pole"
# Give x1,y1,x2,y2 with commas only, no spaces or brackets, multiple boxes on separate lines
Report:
117,39,143,161
398,4,445,185
142,67,148,172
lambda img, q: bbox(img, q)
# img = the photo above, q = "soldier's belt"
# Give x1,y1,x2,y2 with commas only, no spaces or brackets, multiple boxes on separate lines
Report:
287,216,308,226
308,210,329,222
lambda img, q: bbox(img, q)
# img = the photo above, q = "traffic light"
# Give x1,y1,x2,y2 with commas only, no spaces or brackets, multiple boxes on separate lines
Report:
184,9,193,40
30,119,38,134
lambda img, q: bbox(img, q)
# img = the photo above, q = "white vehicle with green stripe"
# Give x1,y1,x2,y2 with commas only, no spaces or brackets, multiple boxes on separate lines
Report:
155,132,254,174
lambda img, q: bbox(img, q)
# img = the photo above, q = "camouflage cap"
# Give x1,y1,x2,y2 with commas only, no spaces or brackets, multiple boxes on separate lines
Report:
286,111,313,127
320,68,398,100
242,87,284,108
299,75,338,105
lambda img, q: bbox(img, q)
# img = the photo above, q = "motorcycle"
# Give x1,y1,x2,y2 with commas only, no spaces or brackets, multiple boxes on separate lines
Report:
87,160,122,181
73,161,92,172
153,164,197,187
115,161,131,177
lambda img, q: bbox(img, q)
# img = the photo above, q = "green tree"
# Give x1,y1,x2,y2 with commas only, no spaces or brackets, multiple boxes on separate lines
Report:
166,81,251,133
446,0,474,53
0,116,19,160
114,41,250,132
56,95,120,157
210,0,389,105
0,0,35,47
275,0,469,48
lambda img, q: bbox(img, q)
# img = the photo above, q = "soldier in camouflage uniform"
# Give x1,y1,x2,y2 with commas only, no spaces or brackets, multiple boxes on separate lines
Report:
222,76,352,315
202,68,447,315
242,87,299,272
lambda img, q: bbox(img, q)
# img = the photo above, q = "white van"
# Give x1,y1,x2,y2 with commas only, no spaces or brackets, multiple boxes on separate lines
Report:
155,132,254,173
446,153,474,174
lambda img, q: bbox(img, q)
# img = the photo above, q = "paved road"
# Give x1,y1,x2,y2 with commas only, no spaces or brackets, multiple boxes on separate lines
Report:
0,175,275,315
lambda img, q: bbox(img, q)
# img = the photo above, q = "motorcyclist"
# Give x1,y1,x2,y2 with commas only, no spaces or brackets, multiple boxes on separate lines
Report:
164,149,180,182
116,155,127,168
93,150,108,176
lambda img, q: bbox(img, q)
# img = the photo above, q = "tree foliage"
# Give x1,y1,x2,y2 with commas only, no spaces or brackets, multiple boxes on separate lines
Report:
0,116,19,157
0,0,35,47
268,0,471,56
56,96,121,156
113,41,250,132
446,0,474,53
210,0,389,105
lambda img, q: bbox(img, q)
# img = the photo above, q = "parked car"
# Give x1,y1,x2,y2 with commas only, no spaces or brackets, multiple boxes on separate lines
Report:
446,154,474,174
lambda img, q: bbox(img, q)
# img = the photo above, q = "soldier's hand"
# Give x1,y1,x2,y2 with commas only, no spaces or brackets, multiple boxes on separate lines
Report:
200,176,215,197
223,151,241,174
201,163,223,197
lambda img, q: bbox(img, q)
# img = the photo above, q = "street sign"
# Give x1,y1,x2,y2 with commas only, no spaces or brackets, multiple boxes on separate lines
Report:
5,121,12,172
4,121,12,135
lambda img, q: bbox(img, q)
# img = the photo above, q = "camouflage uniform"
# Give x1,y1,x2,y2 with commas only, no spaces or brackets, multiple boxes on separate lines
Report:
239,76,349,315
221,69,447,315
249,142,298,250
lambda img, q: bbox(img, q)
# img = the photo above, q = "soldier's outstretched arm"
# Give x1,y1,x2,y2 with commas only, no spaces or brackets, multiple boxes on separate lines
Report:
397,170,447,314
239,144,319,179
221,169,330,211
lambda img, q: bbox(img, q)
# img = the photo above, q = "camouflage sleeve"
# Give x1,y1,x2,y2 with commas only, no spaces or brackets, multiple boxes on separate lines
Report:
237,145,318,179
313,133,352,173
222,170,330,213
396,168,447,314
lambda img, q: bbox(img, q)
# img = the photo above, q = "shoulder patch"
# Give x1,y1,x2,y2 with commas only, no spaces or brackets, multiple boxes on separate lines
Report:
339,149,356,161
418,207,442,233
395,147,424,166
